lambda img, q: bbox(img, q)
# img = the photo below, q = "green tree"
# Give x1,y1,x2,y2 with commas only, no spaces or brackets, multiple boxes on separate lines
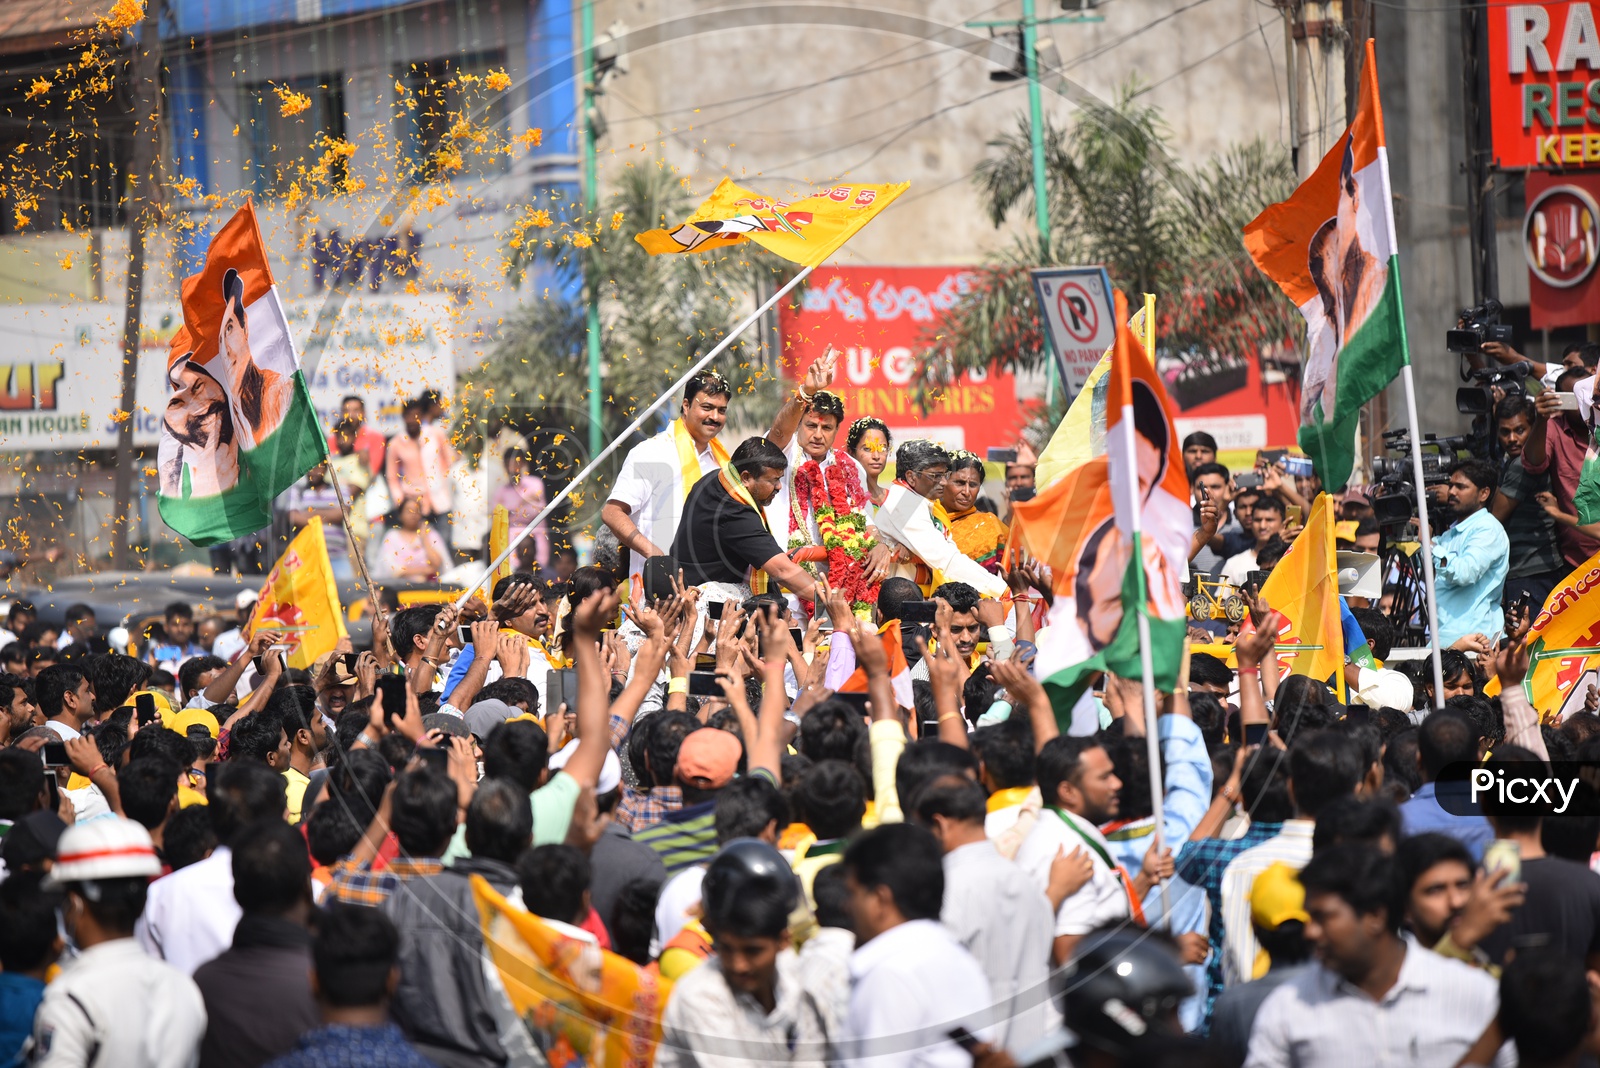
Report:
923,84,1299,416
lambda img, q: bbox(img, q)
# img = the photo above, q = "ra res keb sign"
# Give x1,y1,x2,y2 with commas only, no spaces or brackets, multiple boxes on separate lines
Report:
1490,1,1600,167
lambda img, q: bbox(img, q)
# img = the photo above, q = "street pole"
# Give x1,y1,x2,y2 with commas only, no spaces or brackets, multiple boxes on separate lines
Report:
1020,0,1061,407
111,0,164,570
581,0,604,461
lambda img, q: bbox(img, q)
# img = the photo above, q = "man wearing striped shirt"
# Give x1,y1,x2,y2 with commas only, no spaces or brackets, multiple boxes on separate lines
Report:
637,630,791,876
1220,730,1365,988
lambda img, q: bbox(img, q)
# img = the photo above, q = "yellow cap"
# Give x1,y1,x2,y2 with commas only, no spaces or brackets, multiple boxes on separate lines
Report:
170,706,221,740
1250,862,1310,931
1334,520,1359,543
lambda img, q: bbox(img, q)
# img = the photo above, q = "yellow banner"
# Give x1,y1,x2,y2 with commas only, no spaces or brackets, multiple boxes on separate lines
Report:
244,517,348,670
636,178,909,267
473,875,671,1068
1487,548,1600,720
1258,493,1344,688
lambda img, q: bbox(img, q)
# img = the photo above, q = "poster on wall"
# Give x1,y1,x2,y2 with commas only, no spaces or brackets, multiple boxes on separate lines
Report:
779,266,1024,454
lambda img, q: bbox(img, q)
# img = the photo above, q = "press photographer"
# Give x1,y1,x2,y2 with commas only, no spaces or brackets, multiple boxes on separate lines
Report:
1525,365,1600,571
1488,394,1565,608
1431,459,1508,651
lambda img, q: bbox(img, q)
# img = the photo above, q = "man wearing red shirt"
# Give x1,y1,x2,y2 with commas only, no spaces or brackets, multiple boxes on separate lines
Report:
328,395,386,475
1523,366,1600,568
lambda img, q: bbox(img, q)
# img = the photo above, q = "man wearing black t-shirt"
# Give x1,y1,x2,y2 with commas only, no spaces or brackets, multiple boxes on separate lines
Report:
1478,746,1600,969
671,436,820,603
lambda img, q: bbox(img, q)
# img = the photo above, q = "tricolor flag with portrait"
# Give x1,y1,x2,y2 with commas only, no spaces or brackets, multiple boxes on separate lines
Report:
157,200,326,545
1012,291,1192,732
1243,39,1407,492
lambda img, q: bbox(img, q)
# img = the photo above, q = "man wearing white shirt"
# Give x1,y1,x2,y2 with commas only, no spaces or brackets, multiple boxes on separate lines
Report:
1220,730,1364,987
1244,844,1510,1068
1016,735,1167,966
873,441,1007,599
603,371,732,577
1220,495,1286,587
913,775,1057,1051
211,590,257,666
138,761,286,975
36,663,93,741
840,823,993,1068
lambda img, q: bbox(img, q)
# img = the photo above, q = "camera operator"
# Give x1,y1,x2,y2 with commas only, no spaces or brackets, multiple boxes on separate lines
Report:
1483,340,1596,391
1524,366,1600,570
1488,394,1565,608
1431,459,1509,649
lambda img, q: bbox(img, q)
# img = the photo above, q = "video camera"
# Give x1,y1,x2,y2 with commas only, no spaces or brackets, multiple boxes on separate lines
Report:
1458,360,1534,416
1446,299,1515,355
1368,429,1474,526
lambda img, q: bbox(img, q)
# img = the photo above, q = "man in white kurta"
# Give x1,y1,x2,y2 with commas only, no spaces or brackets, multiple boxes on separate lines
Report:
873,440,1006,598
602,371,732,577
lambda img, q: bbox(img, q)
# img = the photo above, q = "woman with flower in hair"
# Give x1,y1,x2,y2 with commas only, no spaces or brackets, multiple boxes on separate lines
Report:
846,416,893,513
935,451,1007,573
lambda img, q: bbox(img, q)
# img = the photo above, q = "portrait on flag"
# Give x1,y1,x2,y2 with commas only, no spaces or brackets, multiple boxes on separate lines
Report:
157,199,326,545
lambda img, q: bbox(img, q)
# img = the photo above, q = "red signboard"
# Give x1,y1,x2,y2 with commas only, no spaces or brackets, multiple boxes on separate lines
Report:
1526,170,1600,327
1489,0,1600,168
778,266,1026,455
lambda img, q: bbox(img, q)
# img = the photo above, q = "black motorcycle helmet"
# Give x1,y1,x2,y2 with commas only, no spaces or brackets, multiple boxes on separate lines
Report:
1057,926,1194,1057
700,838,801,939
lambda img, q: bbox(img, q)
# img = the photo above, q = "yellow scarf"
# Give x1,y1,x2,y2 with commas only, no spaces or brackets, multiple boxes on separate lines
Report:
671,419,730,504
717,460,772,594
986,786,1034,813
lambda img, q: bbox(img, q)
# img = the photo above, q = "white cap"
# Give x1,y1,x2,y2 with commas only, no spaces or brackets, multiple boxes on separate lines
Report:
548,739,622,794
236,589,259,609
107,627,133,654
46,816,161,885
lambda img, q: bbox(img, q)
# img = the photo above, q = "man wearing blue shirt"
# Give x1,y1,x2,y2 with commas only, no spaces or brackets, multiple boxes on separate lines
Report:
1431,460,1509,647
1399,709,1493,861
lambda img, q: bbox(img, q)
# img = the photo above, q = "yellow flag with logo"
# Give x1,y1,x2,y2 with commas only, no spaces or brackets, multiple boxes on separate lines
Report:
243,517,348,670
1485,548,1600,720
472,875,670,1068
636,178,909,267
488,505,512,608
1257,493,1344,689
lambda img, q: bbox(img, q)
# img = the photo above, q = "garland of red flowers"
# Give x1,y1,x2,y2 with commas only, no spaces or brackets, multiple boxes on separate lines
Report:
788,451,879,613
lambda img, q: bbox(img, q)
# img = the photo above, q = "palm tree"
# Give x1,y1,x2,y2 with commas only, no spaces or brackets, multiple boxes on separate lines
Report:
922,84,1300,428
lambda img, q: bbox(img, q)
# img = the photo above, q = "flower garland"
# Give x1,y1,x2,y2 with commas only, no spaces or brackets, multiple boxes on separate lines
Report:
789,451,879,613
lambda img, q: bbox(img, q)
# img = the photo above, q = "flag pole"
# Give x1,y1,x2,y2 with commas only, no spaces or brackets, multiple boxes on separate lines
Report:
321,458,397,662
1131,291,1169,924
1399,364,1447,700
453,262,817,608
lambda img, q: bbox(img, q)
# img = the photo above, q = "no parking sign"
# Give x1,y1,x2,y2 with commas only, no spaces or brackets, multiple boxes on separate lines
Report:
1031,266,1116,403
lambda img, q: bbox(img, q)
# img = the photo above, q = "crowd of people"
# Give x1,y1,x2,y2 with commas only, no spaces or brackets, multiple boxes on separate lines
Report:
1,349,1600,1068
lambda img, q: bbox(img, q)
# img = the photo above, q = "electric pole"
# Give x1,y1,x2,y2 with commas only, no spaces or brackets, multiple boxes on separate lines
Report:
580,0,603,461
111,0,164,570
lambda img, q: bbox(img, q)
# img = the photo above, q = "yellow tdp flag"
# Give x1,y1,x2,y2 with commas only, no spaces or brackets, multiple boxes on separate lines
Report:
472,875,670,1068
488,505,512,608
636,178,909,267
243,517,348,670
1258,493,1344,689
1486,548,1600,721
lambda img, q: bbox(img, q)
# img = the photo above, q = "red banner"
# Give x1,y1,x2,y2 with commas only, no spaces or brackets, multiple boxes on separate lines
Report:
779,266,1025,454
1526,170,1600,328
